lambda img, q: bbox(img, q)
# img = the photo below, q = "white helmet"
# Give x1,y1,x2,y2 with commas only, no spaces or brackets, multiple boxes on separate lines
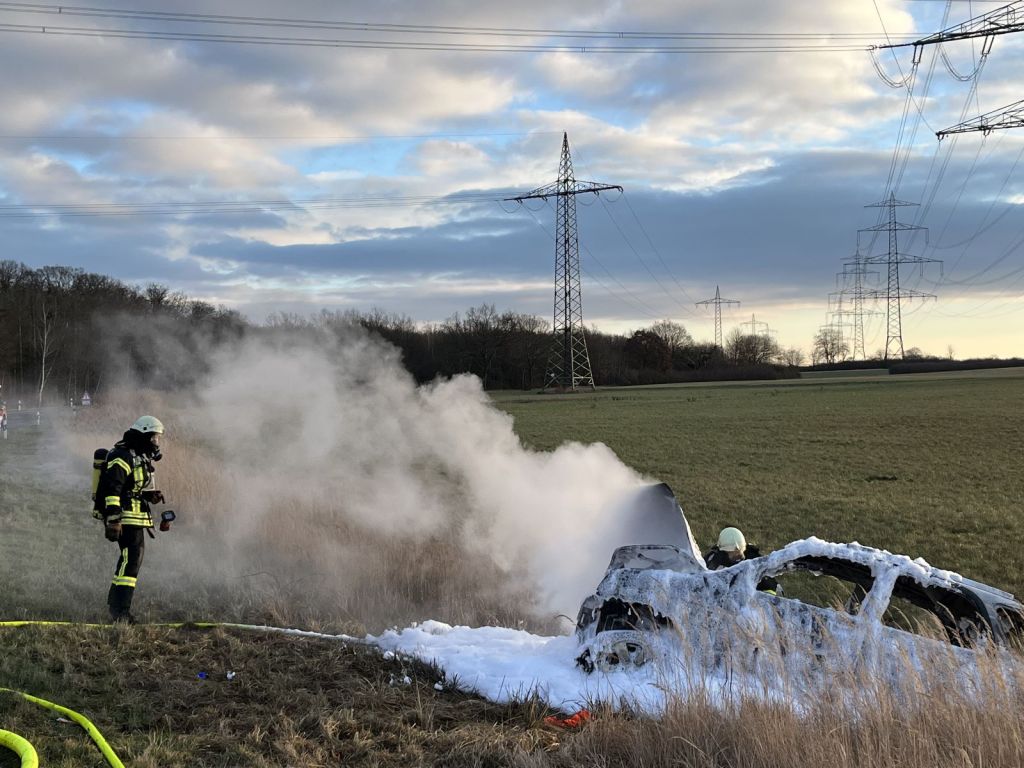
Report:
131,415,165,434
718,527,746,553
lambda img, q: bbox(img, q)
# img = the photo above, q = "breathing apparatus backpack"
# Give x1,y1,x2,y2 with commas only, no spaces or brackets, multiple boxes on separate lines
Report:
91,447,108,520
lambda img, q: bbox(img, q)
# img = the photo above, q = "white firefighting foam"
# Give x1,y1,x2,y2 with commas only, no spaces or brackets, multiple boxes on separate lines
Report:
368,537,1019,714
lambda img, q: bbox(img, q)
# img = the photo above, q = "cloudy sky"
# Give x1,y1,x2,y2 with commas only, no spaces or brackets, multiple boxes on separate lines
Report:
1,0,1022,357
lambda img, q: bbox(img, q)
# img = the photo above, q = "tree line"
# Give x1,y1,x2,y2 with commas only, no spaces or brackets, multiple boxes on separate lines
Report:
0,261,245,405
0,261,803,403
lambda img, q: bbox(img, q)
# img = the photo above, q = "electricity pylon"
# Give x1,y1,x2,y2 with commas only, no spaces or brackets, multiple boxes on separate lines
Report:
827,290,855,358
740,314,772,338
859,194,941,360
875,0,1009,62
834,250,879,361
695,285,740,349
938,98,1024,138
875,0,1017,137
506,133,621,390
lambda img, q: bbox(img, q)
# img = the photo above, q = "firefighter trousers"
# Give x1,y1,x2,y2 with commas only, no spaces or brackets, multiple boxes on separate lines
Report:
107,525,146,619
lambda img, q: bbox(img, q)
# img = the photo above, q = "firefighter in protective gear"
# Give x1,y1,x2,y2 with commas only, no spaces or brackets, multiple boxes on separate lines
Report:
705,527,747,568
93,415,166,623
704,526,779,595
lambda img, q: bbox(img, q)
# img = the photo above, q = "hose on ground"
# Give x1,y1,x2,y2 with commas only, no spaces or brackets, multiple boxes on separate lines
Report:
0,687,124,768
0,729,38,768
0,619,361,766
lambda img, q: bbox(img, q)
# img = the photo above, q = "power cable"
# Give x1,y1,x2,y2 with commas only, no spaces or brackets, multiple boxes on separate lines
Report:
620,191,702,309
940,43,983,80
859,0,926,258
923,138,1021,252
0,23,876,52
593,191,698,318
0,190,511,217
522,201,664,321
0,130,560,142
566,146,699,316
0,3,918,43
916,141,1024,293
919,133,988,257
876,11,918,198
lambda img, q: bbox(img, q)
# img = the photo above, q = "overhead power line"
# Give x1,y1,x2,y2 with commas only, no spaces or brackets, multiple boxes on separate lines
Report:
521,202,664,322
0,130,561,142
0,3,912,53
0,3,917,42
0,22,878,53
0,191,509,218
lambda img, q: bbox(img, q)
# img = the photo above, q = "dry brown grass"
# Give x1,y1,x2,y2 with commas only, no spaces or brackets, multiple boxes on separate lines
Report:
0,624,557,767
2,623,1024,768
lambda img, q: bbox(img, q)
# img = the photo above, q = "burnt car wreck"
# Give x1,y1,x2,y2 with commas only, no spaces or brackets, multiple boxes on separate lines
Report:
575,484,1024,675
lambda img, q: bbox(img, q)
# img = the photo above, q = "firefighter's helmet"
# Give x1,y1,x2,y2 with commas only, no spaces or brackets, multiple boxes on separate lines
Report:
131,415,165,435
717,527,746,553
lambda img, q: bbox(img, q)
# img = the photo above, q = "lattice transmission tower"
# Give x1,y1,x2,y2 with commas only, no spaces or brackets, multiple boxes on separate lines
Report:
740,314,772,338
859,194,941,360
506,133,621,390
832,250,878,361
826,290,855,359
695,285,740,349
875,0,1022,139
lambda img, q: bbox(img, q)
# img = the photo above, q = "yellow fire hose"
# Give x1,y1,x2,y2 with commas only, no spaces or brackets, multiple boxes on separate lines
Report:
0,619,360,766
0,729,38,768
0,688,125,768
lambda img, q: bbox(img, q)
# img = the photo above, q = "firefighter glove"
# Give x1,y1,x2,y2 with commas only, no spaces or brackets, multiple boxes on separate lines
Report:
104,520,122,541
143,490,165,504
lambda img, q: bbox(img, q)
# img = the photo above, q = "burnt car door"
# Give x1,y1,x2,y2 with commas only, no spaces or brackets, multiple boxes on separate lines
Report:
741,555,882,675
870,574,1004,675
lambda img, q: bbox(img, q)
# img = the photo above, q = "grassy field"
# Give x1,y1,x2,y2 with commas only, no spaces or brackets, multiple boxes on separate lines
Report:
495,368,1024,597
2,368,1024,766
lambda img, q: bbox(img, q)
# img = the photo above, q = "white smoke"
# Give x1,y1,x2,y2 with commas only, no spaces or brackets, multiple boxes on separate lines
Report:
178,326,649,618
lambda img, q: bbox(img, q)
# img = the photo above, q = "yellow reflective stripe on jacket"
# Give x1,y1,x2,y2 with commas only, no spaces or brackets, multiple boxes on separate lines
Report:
119,514,152,527
107,457,132,475
102,452,152,524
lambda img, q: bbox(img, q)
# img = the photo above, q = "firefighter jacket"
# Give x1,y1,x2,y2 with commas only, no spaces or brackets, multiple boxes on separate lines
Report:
704,545,779,594
94,439,154,527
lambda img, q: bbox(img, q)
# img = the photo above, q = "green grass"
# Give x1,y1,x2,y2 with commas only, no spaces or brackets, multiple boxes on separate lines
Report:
493,369,1024,597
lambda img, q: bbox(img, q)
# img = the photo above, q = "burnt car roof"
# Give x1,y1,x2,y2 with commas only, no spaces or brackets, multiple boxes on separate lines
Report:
597,483,1024,620
576,484,1024,673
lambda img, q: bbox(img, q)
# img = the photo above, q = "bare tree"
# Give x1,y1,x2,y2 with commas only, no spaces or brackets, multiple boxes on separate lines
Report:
725,329,781,365
781,347,806,367
812,328,849,365
32,291,58,406
648,319,693,353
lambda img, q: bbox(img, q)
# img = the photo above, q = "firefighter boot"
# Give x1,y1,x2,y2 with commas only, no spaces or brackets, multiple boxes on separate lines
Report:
108,584,137,624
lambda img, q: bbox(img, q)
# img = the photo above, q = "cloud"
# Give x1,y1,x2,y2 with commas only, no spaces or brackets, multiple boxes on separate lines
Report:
0,0,1020,356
